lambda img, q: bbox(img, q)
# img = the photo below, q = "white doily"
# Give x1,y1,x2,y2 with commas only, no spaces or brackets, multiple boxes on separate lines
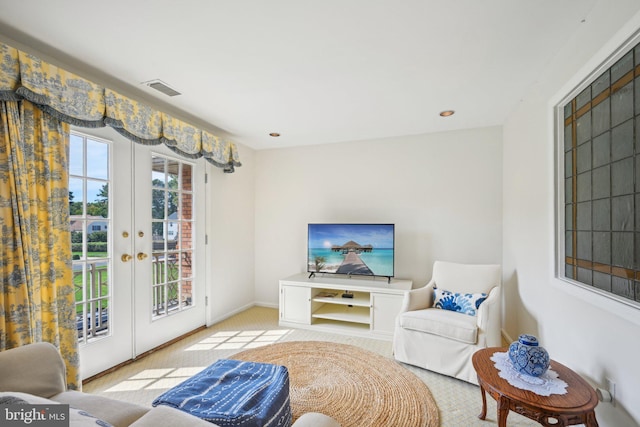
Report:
490,352,568,396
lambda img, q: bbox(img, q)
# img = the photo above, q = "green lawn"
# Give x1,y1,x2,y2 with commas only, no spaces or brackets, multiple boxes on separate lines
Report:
72,252,108,258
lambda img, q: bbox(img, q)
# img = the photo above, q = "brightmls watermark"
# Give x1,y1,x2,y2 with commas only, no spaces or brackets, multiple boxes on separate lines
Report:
1,405,69,426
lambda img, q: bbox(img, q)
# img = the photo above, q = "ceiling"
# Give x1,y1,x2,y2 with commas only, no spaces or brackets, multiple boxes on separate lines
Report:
0,0,598,150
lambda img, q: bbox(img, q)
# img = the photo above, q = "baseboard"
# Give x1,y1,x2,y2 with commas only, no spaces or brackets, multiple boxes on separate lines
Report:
83,325,206,385
254,301,278,309
207,302,256,326
501,328,513,346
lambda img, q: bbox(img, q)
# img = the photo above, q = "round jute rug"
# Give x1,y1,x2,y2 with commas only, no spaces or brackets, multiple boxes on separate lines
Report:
232,341,439,427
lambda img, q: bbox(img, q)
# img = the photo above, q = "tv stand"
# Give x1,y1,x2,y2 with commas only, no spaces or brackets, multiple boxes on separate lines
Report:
279,273,412,340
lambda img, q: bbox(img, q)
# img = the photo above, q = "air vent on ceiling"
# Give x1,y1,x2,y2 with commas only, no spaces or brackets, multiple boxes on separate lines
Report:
142,79,181,97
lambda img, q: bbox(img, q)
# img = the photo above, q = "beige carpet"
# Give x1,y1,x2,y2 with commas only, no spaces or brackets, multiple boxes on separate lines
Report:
83,306,540,426
233,341,439,427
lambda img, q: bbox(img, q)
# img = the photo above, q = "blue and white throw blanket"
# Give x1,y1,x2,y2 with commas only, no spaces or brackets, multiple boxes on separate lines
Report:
152,359,292,427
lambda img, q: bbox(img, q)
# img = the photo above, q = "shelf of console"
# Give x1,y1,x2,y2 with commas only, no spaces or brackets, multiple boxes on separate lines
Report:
312,291,370,307
279,273,412,341
312,304,371,324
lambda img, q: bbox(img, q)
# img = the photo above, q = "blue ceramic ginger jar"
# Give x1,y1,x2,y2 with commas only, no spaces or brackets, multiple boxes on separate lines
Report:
508,334,550,377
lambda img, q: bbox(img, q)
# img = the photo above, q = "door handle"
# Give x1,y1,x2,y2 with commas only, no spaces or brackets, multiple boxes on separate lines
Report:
121,254,133,262
137,252,149,261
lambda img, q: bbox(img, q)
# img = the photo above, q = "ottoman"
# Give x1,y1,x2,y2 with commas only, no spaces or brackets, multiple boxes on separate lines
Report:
152,359,292,427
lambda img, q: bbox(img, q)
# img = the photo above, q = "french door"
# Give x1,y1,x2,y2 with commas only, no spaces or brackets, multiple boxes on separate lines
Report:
71,127,206,379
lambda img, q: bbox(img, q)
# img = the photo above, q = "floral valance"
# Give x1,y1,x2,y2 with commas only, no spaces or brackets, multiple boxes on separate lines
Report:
0,42,241,172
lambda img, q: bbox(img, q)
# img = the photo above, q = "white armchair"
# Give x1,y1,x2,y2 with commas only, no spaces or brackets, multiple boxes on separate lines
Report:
393,261,501,384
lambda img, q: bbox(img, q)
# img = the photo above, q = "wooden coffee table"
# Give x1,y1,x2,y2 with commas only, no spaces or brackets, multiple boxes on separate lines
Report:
472,347,599,427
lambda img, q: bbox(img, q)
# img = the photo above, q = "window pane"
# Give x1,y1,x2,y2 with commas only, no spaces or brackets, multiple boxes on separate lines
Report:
87,180,108,219
612,232,634,268
611,119,633,162
576,201,591,230
611,83,633,127
636,194,640,233
611,195,633,231
611,51,633,84
565,151,573,178
593,272,612,292
70,134,84,176
592,71,610,98
152,156,166,187
69,177,84,216
565,204,573,230
577,267,593,285
576,87,591,110
180,252,193,280
152,222,165,250
576,112,591,145
593,232,611,264
636,233,640,269
182,280,193,308
576,172,591,202
152,189,165,219
612,276,634,299
168,190,179,218
86,139,108,180
167,160,179,189
577,141,591,174
592,166,610,200
576,231,592,261
611,158,633,196
592,98,610,138
565,177,573,201
183,164,192,192
592,132,610,168
592,198,611,231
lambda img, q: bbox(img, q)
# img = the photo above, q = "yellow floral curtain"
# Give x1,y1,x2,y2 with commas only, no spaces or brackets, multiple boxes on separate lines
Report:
0,42,241,172
0,39,242,389
0,100,79,389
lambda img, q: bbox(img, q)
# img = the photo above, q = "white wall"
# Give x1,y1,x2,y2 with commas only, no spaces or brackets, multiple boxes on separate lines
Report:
503,1,640,425
254,127,503,305
206,143,257,324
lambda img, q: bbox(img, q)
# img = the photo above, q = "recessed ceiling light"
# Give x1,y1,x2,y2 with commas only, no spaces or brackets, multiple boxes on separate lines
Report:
269,132,281,137
439,110,455,117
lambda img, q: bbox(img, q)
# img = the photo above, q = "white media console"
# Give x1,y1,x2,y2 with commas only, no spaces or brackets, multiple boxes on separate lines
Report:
278,273,412,340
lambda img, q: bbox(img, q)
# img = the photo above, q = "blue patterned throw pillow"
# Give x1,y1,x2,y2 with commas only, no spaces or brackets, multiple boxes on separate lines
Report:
433,287,487,316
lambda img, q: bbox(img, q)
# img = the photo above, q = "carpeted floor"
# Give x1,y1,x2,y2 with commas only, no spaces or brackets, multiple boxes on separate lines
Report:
233,341,438,426
83,306,539,426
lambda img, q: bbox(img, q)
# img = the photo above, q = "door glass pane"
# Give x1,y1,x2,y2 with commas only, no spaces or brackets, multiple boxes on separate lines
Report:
70,133,111,344
168,159,179,189
152,157,166,187
168,190,179,218
152,190,165,219
183,164,192,192
151,155,196,319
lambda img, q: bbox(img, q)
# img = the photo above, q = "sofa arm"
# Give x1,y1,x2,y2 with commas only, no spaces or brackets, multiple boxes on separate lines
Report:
131,405,214,427
53,390,150,427
398,281,434,314
476,286,501,347
292,412,341,427
0,342,66,398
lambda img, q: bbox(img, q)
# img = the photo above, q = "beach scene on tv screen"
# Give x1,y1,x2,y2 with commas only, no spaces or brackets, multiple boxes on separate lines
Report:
308,224,394,277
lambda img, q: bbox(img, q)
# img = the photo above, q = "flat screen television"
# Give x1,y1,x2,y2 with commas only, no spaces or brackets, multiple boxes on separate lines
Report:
307,223,394,280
